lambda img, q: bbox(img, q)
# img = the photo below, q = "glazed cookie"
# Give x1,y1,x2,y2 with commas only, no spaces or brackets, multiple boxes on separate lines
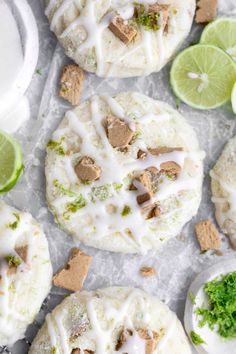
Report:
211,136,236,248
29,287,192,354
0,202,52,347
45,0,195,78
45,92,204,254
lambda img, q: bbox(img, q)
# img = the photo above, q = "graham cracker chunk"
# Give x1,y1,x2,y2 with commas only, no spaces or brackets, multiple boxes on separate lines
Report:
138,329,159,354
196,0,218,24
59,64,84,105
106,115,134,148
72,350,94,354
15,245,28,263
195,220,221,251
53,248,92,292
140,266,157,277
133,171,153,205
109,16,137,44
160,161,181,175
148,147,183,156
116,328,159,354
75,156,101,182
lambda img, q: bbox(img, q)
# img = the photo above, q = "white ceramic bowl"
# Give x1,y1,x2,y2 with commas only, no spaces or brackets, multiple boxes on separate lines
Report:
0,0,38,119
184,258,236,354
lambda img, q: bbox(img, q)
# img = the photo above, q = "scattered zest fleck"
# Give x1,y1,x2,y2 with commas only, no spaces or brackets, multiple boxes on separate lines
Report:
188,291,196,305
7,213,20,230
140,266,156,277
135,5,160,31
51,347,57,354
5,255,21,268
36,68,42,75
190,331,205,345
64,195,87,219
53,179,76,197
47,139,65,156
121,205,132,217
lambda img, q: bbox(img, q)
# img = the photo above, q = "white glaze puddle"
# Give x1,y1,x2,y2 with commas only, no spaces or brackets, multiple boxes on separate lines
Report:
0,0,38,132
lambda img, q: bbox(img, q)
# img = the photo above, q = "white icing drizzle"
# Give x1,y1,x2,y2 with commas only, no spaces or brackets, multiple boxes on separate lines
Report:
49,95,204,250
46,289,178,353
46,0,169,76
116,328,146,354
157,315,177,351
0,203,34,336
86,291,147,354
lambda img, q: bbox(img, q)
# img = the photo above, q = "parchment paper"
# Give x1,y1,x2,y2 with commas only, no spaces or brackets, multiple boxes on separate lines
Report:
2,0,236,353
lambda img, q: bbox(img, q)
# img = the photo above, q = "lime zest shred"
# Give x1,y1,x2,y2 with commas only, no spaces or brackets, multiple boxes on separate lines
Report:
188,291,196,305
190,331,205,345
50,347,57,354
135,4,160,31
121,205,132,217
53,179,76,197
47,138,65,156
63,194,87,220
7,213,20,230
196,271,236,339
5,255,21,268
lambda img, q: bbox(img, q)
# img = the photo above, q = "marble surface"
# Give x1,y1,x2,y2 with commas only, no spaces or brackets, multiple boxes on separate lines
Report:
2,1,236,353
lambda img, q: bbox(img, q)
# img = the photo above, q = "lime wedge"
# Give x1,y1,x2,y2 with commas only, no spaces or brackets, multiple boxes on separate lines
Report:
200,18,236,61
232,82,236,114
170,44,236,109
0,130,23,193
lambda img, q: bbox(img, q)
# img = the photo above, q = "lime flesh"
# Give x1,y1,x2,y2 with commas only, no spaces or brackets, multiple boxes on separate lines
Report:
232,82,236,114
201,18,236,61
170,44,236,109
0,130,23,193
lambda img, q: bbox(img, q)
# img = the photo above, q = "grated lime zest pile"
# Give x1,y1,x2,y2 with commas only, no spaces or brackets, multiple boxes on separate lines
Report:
196,271,236,339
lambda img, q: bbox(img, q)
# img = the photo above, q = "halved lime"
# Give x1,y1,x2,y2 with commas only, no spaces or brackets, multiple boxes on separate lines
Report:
201,18,236,61
170,44,236,109
232,82,236,114
0,130,23,193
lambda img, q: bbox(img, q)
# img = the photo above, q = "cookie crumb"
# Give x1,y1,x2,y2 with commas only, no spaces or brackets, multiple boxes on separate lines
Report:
15,245,28,263
141,203,161,220
195,0,218,24
72,350,94,354
109,16,137,44
59,64,84,105
106,115,134,148
116,328,133,350
138,329,159,354
137,149,147,160
53,248,92,292
148,147,183,156
140,266,157,277
75,156,101,182
116,328,159,354
132,171,153,205
195,219,221,251
160,161,181,175
214,249,223,256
